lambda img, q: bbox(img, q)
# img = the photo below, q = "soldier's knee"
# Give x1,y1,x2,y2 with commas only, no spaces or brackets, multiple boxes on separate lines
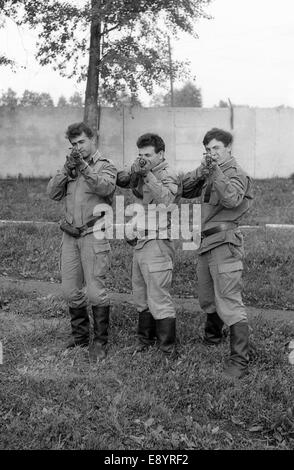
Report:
87,284,109,306
62,286,79,302
62,287,86,309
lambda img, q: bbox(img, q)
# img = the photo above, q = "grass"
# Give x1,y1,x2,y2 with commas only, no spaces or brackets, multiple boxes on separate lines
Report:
0,291,294,450
1,176,294,224
0,224,294,310
0,178,63,222
1,177,294,450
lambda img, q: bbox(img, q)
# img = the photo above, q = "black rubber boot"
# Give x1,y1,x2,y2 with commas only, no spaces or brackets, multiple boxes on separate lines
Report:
135,309,156,353
66,306,89,348
89,305,110,362
155,317,176,356
223,321,249,379
203,312,224,345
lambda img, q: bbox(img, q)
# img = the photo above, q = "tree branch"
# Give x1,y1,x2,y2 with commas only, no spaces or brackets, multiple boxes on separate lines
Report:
101,23,120,35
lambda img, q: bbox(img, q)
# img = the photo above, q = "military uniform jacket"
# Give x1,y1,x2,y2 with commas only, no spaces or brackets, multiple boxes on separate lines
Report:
47,150,117,229
182,157,253,254
117,160,181,246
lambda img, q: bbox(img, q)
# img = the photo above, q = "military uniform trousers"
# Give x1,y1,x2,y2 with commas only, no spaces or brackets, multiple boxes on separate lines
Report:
61,232,111,309
197,242,247,326
132,240,176,320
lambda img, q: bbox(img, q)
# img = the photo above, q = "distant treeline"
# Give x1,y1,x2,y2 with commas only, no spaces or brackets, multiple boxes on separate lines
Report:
0,81,207,109
0,88,83,108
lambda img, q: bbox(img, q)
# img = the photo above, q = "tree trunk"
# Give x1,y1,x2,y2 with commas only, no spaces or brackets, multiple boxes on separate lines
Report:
84,0,101,145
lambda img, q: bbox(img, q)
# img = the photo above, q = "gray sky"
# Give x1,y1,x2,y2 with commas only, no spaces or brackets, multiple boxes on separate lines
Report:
0,0,293,107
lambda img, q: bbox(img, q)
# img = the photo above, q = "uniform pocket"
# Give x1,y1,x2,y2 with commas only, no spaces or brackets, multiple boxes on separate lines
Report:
218,261,243,274
217,261,243,297
148,260,173,273
148,260,173,291
92,243,111,278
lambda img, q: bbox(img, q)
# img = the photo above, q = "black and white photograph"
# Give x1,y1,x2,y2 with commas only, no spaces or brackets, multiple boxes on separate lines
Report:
0,0,294,454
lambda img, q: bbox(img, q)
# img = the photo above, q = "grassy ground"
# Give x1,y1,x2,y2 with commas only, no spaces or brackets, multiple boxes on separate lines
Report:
1,289,294,450
1,178,294,450
0,224,294,310
1,177,294,224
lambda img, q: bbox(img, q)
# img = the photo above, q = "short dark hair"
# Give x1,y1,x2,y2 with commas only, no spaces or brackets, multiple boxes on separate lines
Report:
203,128,233,147
65,122,94,141
136,133,165,153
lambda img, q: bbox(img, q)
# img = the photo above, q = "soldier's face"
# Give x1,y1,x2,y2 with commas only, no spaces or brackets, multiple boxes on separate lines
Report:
138,146,164,165
138,145,157,159
69,132,94,159
205,138,231,165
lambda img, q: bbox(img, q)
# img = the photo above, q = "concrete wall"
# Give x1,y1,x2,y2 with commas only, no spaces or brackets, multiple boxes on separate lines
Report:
0,105,293,178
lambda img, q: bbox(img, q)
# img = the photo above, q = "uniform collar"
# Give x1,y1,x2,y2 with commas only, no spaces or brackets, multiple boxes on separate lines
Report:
151,159,168,173
219,156,237,171
87,149,102,165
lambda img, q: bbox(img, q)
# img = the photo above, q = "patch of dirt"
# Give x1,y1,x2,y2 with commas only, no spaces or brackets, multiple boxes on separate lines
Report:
1,276,294,324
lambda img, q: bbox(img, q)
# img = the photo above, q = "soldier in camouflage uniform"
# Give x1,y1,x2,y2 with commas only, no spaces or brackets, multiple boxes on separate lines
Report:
47,122,117,361
182,128,253,378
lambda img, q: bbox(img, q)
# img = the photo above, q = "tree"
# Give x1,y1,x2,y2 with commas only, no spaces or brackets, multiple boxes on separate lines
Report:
166,81,202,107
38,92,54,107
68,92,84,108
0,0,14,66
57,95,68,107
0,54,14,66
0,88,18,108
218,99,229,108
2,0,211,139
20,90,54,106
151,81,202,107
100,88,142,108
116,92,142,108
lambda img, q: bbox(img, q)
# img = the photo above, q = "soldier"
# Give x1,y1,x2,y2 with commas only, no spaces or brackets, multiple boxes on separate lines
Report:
47,122,117,361
117,133,181,357
182,128,253,379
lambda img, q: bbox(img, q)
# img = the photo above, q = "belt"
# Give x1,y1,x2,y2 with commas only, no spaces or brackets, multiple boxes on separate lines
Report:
85,216,104,229
201,222,237,238
79,212,106,234
60,212,106,238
